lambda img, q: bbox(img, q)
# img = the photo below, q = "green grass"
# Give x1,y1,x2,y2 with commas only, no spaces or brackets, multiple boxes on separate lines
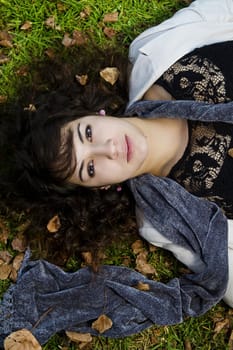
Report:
1,0,232,349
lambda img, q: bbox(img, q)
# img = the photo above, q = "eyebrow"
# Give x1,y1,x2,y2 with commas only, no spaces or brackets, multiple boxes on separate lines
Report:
77,123,83,143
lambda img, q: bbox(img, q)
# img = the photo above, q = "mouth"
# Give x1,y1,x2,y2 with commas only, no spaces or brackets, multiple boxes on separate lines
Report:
125,135,133,162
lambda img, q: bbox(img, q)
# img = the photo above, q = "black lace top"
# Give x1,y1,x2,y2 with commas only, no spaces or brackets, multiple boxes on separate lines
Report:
157,41,233,218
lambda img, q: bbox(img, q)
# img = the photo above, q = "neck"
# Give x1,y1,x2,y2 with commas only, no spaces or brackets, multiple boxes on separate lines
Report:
129,117,189,177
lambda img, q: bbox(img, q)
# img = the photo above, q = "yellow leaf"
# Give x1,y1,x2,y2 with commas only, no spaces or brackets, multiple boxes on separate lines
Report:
92,314,113,334
4,329,42,350
100,67,119,85
47,215,61,233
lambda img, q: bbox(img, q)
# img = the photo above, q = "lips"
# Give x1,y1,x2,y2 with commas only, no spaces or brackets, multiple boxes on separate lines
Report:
125,135,132,162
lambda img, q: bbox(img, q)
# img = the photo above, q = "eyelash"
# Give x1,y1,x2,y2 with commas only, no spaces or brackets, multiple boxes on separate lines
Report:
85,125,92,142
87,160,95,177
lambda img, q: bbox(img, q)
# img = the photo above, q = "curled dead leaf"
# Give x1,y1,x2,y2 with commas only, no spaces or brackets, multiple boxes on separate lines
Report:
80,6,91,19
0,40,13,48
213,318,229,336
62,33,76,47
45,48,56,60
81,251,93,265
44,16,61,31
20,21,32,30
100,67,119,85
0,31,12,41
103,12,118,23
13,253,24,271
103,27,116,39
136,251,156,275
4,329,42,350
47,215,61,233
65,331,92,343
228,148,233,158
0,251,12,264
133,281,150,291
92,314,113,334
75,74,88,86
11,234,27,252
0,263,12,280
73,30,88,45
131,239,144,254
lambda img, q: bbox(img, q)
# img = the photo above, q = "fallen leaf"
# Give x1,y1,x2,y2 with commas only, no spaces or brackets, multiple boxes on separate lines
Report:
47,215,61,233
184,339,192,350
92,314,113,334
100,67,119,85
62,33,76,47
149,244,157,252
72,30,87,45
79,6,91,19
103,12,118,23
45,48,56,59
9,267,18,282
0,263,12,280
136,251,156,275
131,239,144,254
12,253,24,271
65,331,92,343
133,281,150,291
0,31,12,41
75,74,88,86
44,16,61,30
11,233,27,252
213,318,229,336
103,27,116,39
20,21,32,30
0,54,10,64
4,329,42,350
0,220,10,243
0,40,13,48
228,148,233,158
0,251,12,264
16,65,29,76
57,2,67,12
81,251,93,265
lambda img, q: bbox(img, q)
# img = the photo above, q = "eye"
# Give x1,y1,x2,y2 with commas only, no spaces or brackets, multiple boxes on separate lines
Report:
87,160,95,177
85,125,92,142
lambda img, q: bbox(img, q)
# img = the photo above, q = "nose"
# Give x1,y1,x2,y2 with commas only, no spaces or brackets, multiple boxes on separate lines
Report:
87,139,118,160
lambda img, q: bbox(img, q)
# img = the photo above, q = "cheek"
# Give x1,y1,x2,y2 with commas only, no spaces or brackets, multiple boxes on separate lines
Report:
95,159,126,182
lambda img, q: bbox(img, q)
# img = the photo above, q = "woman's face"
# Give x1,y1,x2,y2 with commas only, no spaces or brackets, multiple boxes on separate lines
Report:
63,115,148,187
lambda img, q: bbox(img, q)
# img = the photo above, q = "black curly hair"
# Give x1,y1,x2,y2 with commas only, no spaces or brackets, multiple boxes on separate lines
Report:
0,48,137,266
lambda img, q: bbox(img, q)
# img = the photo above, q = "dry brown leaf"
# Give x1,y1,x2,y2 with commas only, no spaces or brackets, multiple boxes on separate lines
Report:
47,215,61,233
103,27,116,39
45,48,56,60
92,314,113,334
184,339,192,350
0,30,12,41
13,253,24,271
0,263,12,280
16,65,29,76
131,239,144,254
0,40,13,48
0,54,10,64
9,267,18,282
100,67,119,85
213,318,229,336
0,251,12,264
136,251,156,275
0,95,7,103
103,12,118,23
62,33,76,47
44,16,61,31
80,6,91,19
65,331,92,343
81,251,93,265
57,2,67,12
228,148,233,158
133,281,150,291
20,21,32,30
4,329,42,350
149,244,157,252
11,234,27,252
75,74,88,86
72,30,87,45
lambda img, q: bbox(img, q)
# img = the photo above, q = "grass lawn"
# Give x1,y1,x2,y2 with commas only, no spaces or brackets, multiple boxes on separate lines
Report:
1,0,233,349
